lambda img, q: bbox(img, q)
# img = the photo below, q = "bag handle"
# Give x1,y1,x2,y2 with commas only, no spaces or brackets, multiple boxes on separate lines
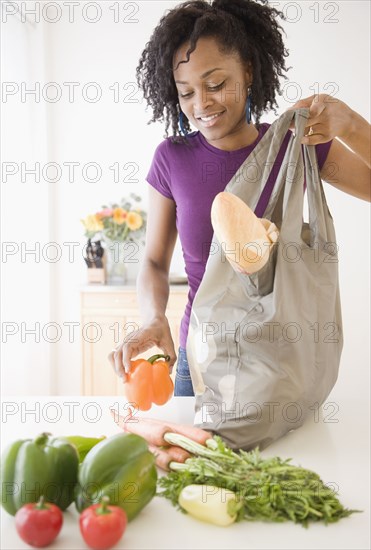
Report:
252,112,300,219
225,107,306,222
262,107,331,245
277,109,309,243
303,143,333,244
225,107,332,245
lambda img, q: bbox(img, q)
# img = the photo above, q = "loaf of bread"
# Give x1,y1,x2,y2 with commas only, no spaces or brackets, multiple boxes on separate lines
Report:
211,192,279,275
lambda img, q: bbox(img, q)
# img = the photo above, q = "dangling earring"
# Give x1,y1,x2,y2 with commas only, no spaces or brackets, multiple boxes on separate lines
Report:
178,111,188,137
246,87,252,125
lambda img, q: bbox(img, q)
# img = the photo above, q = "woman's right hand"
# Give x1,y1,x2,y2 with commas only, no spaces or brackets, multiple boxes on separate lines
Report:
107,316,177,382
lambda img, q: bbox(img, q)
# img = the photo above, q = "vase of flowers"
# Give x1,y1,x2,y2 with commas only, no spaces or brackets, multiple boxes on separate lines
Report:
81,194,147,285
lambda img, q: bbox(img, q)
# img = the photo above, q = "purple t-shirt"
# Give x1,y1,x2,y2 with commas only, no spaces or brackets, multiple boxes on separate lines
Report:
146,123,332,349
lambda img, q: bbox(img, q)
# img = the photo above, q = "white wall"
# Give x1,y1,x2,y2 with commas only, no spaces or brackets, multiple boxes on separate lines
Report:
1,7,52,394
1,1,370,398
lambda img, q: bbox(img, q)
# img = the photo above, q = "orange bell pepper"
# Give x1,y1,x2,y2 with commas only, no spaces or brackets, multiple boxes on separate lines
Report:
124,354,174,411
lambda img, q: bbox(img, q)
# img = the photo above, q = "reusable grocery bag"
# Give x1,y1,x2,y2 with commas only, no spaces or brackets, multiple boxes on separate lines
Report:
186,107,343,451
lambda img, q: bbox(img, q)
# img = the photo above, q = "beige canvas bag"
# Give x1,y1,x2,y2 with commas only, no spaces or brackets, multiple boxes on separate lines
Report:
186,107,343,451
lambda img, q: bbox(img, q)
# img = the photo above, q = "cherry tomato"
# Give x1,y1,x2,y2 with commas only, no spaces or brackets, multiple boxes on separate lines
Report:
15,496,63,548
79,496,127,550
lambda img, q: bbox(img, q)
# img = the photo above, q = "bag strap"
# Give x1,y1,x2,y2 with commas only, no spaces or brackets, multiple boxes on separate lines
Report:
225,107,332,245
263,109,332,244
303,144,333,243
225,108,304,215
278,110,309,243
254,130,292,218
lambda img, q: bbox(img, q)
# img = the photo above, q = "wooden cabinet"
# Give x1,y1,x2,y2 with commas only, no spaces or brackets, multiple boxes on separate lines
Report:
80,285,188,395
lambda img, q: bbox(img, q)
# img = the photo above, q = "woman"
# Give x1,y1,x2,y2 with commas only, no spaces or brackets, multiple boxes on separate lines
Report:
108,0,370,396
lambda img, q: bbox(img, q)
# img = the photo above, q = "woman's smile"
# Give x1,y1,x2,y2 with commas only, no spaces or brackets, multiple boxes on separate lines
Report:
196,110,226,127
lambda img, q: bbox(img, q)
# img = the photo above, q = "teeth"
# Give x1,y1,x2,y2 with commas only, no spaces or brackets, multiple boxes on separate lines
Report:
200,113,221,122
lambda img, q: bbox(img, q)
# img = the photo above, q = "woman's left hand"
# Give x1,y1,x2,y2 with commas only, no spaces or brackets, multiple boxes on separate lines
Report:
286,93,354,144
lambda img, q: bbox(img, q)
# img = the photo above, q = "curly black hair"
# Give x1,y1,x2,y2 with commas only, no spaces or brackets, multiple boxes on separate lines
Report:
136,0,291,143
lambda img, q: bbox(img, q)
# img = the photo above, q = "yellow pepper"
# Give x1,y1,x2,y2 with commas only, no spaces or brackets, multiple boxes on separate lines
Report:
178,484,240,527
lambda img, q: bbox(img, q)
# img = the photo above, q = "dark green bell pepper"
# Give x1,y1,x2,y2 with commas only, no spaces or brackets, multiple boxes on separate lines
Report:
74,433,157,521
0,432,79,516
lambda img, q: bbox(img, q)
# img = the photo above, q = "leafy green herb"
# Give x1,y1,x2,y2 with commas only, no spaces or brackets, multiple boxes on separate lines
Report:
157,433,361,528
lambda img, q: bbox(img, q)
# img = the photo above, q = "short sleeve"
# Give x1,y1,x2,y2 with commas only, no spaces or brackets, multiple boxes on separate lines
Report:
145,140,174,200
315,139,333,171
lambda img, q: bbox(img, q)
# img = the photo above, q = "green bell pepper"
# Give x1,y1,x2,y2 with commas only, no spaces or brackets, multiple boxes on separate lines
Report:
0,432,79,516
75,433,157,521
59,435,106,463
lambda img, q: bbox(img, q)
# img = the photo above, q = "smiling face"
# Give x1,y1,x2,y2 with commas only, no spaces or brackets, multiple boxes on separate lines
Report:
173,36,258,151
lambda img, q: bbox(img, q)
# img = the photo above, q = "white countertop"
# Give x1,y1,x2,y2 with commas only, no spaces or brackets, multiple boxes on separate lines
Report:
1,395,369,550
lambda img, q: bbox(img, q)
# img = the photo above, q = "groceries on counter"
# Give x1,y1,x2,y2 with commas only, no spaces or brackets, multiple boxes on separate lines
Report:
0,429,156,548
113,414,362,528
79,496,127,550
178,485,240,526
74,433,157,521
0,432,79,515
0,417,362,547
15,496,63,548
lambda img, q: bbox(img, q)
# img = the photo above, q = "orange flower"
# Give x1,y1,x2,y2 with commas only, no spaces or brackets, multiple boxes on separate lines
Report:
126,211,143,231
112,208,127,225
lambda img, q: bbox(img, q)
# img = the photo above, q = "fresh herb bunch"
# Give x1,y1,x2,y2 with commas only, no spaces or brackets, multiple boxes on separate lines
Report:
157,434,360,528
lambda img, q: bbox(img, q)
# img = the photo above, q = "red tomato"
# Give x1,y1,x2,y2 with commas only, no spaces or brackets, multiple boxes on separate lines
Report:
79,497,127,550
15,496,63,548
